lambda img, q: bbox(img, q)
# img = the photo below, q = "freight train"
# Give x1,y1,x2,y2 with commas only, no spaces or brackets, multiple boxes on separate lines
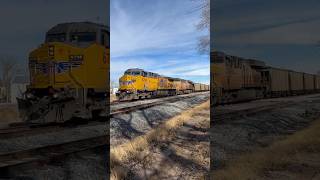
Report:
116,68,209,101
211,51,320,105
17,22,110,124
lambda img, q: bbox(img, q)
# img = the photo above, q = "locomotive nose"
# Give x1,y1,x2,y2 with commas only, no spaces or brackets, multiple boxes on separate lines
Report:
119,75,136,91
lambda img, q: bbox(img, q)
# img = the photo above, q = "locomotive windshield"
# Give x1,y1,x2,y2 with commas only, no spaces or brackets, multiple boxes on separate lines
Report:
45,22,109,47
46,32,97,43
46,33,67,42
70,32,96,43
212,52,226,63
125,71,141,76
213,55,225,63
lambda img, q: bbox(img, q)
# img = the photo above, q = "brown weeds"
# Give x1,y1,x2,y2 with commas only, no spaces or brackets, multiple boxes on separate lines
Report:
110,100,210,179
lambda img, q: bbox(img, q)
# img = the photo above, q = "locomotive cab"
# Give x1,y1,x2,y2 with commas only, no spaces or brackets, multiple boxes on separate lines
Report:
118,69,143,92
18,22,110,124
117,69,160,101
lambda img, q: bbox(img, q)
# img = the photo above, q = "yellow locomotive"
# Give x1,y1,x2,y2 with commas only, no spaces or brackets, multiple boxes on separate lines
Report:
117,68,199,101
211,51,264,104
17,22,110,124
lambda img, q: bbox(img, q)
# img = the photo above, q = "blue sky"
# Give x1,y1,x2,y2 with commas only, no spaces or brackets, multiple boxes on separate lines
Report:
110,0,210,86
212,0,320,74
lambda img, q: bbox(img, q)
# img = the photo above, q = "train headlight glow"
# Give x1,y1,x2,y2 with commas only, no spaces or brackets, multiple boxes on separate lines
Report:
53,93,59,99
26,93,34,99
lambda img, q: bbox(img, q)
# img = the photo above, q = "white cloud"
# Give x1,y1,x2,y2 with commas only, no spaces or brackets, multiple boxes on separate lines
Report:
111,1,202,56
180,68,210,76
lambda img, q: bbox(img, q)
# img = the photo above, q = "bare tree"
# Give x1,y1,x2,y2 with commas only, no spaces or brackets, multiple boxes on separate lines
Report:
0,55,17,103
194,0,210,54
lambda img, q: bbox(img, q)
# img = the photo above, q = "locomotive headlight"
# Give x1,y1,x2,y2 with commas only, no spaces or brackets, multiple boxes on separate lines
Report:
53,92,59,99
48,46,55,56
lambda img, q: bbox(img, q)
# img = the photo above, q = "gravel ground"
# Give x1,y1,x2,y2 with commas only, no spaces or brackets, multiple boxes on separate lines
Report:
211,93,320,170
119,102,210,179
110,92,209,146
0,92,209,179
110,92,208,111
0,92,209,154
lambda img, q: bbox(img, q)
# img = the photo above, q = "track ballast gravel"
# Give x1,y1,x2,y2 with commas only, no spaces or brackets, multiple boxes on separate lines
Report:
110,92,210,146
211,93,320,170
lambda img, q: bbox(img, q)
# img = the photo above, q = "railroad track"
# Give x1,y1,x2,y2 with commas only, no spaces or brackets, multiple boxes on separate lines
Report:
212,101,295,124
110,93,206,116
110,91,208,108
0,122,104,140
0,135,108,168
0,92,209,168
0,92,209,139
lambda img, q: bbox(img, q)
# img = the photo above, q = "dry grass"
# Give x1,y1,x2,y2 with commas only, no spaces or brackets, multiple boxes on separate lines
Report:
213,118,320,180
110,100,210,180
